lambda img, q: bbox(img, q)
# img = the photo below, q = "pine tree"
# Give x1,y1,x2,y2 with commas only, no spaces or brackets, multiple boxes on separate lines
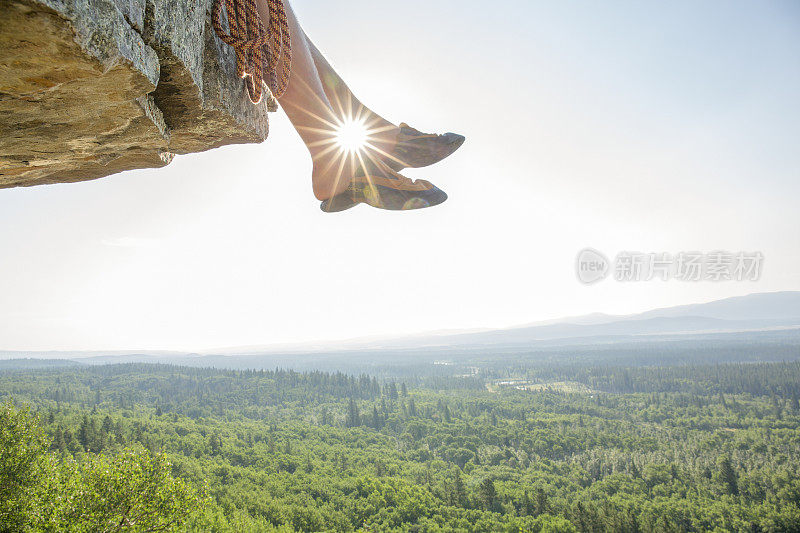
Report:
346,398,360,427
52,427,67,452
534,488,548,516
718,456,738,495
452,470,466,508
63,428,78,453
102,415,114,434
89,418,103,452
479,478,497,511
209,432,223,456
78,415,92,451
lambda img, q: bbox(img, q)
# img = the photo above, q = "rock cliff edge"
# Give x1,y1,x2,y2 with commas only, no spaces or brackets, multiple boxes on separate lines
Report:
0,0,274,188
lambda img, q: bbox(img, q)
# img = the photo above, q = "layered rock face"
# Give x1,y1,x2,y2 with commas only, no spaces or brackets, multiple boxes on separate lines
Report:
0,0,275,188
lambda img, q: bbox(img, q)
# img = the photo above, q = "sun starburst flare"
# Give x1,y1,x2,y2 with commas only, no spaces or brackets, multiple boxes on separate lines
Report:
334,118,369,154
289,90,413,199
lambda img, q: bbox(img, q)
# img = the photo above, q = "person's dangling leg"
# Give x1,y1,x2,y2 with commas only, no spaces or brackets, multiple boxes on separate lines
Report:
254,0,463,209
304,37,399,155
255,0,355,200
305,36,466,173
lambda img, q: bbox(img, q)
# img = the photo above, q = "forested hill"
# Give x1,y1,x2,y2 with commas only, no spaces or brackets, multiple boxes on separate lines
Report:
0,358,82,370
2,361,799,410
1,361,800,531
2,328,798,378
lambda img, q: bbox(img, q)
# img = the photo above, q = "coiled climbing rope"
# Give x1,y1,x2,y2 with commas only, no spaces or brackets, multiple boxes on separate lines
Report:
211,0,292,104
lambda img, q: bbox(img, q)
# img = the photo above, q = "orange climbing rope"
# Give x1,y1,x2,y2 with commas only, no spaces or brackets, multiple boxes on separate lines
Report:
211,0,292,104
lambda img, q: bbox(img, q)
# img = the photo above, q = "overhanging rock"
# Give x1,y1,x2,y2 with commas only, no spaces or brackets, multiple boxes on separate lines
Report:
0,0,275,188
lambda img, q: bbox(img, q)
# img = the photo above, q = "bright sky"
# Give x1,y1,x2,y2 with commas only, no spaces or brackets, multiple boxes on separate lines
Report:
1,1,798,352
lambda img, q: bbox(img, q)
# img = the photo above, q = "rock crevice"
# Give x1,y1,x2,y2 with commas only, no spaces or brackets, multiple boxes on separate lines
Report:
0,0,274,188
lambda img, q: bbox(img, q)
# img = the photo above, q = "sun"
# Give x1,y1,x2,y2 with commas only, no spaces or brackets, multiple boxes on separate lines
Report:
335,118,368,154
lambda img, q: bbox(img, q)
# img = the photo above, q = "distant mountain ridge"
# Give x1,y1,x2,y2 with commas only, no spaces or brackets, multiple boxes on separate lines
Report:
398,315,800,349
636,291,800,321
0,358,83,370
264,291,800,354
295,291,800,351
1,291,798,361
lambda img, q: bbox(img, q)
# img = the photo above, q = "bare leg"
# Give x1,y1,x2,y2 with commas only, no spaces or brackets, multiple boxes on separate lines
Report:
305,40,463,176
304,37,399,152
256,1,347,200
254,0,407,200
254,0,457,209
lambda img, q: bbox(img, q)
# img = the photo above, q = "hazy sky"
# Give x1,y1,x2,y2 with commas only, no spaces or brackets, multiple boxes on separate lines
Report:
1,1,798,351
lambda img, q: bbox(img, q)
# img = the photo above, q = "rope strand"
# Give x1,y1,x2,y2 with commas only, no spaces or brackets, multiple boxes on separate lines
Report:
212,0,292,104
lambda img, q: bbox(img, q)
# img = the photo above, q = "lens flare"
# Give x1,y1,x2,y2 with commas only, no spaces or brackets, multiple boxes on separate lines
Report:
335,118,368,154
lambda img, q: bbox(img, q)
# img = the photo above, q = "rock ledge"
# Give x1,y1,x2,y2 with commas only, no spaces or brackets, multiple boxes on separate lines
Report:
0,0,275,188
